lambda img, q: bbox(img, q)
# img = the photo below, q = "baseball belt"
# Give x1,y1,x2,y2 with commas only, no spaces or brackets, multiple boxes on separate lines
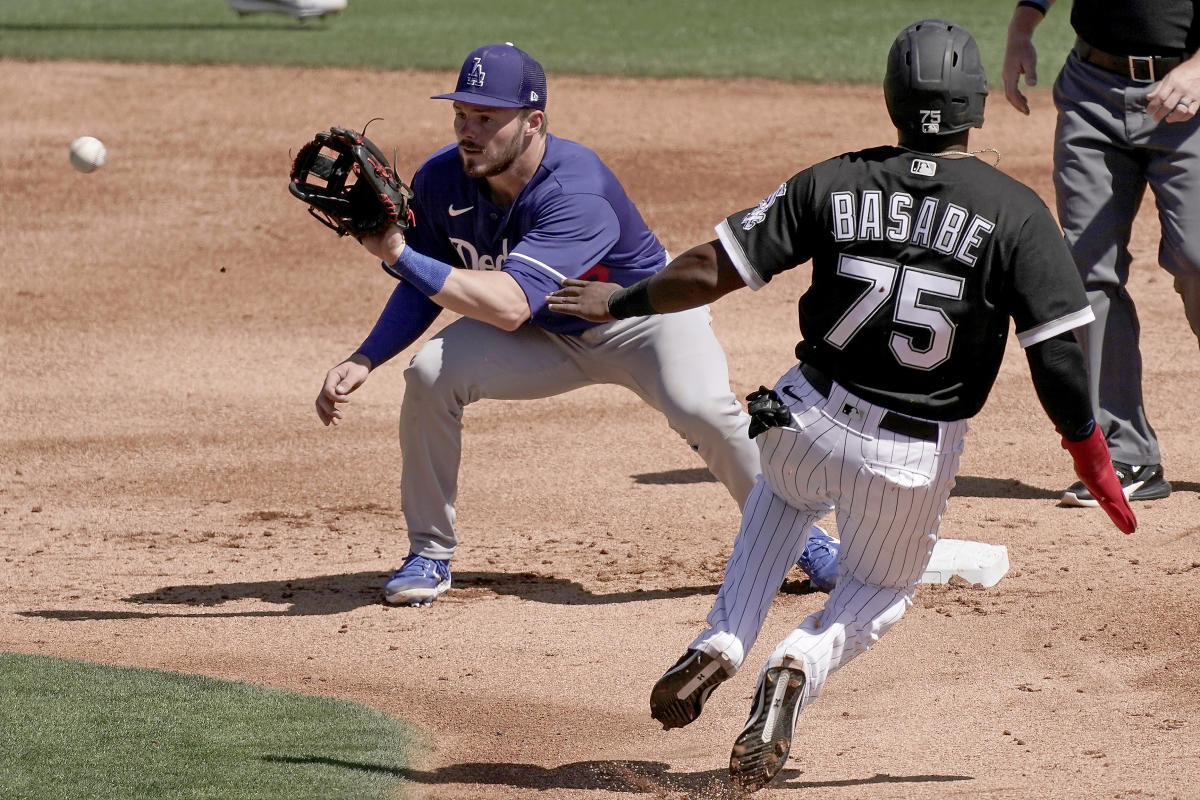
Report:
1072,38,1186,84
797,362,939,443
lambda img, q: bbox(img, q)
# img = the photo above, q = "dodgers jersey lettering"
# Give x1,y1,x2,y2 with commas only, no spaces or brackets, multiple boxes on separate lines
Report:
716,146,1093,420
406,133,666,335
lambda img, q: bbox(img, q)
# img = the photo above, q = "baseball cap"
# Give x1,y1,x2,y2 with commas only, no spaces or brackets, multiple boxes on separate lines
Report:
432,43,547,110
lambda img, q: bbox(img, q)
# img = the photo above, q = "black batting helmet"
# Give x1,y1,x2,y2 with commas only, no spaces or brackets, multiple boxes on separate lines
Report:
884,19,987,136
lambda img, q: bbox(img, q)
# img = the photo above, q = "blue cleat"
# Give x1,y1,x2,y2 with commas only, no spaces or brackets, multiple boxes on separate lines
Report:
795,526,839,592
384,553,452,606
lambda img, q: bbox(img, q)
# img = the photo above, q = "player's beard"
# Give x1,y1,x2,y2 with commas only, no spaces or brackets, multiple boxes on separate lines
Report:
458,125,525,179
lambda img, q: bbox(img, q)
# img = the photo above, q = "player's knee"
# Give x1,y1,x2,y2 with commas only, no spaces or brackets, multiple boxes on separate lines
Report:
403,348,441,394
402,343,469,407
665,397,746,443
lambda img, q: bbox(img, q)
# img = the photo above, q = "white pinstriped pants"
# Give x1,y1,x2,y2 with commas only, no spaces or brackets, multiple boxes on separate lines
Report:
691,362,968,709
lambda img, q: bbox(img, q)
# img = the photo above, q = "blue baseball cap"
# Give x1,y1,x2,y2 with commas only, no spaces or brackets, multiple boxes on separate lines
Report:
432,43,547,110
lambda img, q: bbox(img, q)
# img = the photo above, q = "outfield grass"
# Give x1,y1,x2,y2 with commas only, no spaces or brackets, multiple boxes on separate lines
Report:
0,0,1075,84
0,653,422,800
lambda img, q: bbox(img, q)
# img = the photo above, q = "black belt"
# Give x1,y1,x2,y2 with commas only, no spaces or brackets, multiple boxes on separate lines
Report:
798,363,939,443
1073,39,1185,83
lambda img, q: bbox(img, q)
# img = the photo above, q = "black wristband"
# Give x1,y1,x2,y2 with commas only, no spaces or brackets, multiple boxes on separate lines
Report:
606,280,657,319
1017,0,1048,15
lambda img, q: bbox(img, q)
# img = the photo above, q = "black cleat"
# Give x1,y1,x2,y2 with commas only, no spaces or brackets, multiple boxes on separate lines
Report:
650,648,733,730
728,665,806,792
1061,461,1171,507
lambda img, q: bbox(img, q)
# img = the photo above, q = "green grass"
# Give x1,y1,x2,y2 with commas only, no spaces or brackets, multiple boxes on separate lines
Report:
0,0,1075,84
0,652,422,800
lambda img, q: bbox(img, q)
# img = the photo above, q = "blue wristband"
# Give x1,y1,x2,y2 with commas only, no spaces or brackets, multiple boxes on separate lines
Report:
382,247,452,297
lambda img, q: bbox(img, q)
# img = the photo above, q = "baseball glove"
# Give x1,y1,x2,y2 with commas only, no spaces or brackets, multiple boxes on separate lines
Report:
288,123,413,239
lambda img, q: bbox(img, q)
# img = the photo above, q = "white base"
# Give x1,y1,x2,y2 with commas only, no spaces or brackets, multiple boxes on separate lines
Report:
920,538,1010,588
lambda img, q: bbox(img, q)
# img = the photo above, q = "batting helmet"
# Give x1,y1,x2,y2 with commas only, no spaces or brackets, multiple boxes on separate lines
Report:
884,19,987,136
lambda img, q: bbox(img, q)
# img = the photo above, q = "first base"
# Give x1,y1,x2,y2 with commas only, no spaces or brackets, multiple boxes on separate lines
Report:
920,539,1010,587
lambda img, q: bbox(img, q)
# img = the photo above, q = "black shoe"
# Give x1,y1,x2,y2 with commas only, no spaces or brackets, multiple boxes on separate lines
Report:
729,664,806,792
1061,461,1172,508
649,649,733,730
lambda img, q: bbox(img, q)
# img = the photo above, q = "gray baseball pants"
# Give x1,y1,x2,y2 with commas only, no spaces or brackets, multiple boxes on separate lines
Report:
1053,52,1200,466
399,307,761,559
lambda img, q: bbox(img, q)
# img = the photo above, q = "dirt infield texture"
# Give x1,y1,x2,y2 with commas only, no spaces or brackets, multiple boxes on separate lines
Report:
2,60,1198,800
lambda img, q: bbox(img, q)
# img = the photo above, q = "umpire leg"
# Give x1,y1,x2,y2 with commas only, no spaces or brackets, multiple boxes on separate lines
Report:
1145,115,1200,431
1053,55,1159,465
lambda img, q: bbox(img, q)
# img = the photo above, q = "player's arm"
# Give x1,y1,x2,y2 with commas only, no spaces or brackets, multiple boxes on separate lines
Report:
546,240,747,321
1003,0,1055,114
1024,334,1135,534
315,279,444,426
361,225,531,331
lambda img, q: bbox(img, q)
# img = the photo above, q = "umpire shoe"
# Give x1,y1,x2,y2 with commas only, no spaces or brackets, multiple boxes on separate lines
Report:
384,553,451,606
795,526,838,592
1061,461,1172,508
650,648,735,730
729,664,806,792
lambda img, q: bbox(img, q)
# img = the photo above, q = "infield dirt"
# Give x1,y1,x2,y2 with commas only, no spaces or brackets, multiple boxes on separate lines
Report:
2,60,1198,799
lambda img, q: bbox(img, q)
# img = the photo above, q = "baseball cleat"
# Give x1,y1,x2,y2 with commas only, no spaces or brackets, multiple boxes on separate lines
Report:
227,0,347,20
384,553,451,606
650,648,733,729
795,525,839,592
1061,461,1171,507
728,664,806,792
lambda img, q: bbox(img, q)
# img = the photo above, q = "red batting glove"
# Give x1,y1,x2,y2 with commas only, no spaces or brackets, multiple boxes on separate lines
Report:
1061,426,1137,534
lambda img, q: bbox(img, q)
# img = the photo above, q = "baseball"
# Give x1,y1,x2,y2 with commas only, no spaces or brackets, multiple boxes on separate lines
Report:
69,136,106,173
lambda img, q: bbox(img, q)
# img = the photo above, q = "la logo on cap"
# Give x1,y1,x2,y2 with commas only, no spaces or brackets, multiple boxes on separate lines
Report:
467,58,486,88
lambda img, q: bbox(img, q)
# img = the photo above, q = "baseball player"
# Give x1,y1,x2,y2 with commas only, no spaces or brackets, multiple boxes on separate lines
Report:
548,19,1136,791
1005,0,1195,507
314,43,837,606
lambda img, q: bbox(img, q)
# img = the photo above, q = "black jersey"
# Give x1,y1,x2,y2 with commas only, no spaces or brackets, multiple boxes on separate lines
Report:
1071,0,1198,56
716,146,1093,421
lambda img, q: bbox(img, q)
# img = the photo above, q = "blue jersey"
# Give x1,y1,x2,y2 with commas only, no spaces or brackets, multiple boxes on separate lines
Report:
406,134,666,335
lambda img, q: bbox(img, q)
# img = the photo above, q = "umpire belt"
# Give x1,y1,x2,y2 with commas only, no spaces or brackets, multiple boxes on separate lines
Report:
798,362,939,443
1072,38,1186,83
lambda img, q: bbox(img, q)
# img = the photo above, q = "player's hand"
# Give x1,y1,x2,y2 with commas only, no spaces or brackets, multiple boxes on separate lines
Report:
546,278,620,322
359,224,408,266
1003,11,1041,115
1061,427,1137,534
316,354,371,426
1146,57,1200,122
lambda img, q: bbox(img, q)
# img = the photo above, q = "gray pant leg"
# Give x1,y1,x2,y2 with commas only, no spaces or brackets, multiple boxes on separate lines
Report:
1143,123,1200,393
1053,55,1159,464
572,308,761,508
400,318,591,559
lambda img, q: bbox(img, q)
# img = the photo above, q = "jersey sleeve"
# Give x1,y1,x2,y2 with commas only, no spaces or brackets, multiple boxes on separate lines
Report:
715,170,817,290
1008,206,1095,348
500,192,621,314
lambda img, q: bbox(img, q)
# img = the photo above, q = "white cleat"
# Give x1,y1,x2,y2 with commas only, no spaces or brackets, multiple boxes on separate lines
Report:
228,0,347,20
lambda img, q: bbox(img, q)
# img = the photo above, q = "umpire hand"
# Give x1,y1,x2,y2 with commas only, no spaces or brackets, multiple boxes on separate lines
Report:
1146,57,1200,123
316,353,372,426
1003,7,1042,115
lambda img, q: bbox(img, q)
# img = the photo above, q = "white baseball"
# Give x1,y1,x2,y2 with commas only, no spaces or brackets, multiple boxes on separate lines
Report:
69,136,107,173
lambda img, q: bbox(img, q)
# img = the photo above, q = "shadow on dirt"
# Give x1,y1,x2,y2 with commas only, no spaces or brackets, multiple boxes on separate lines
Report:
261,754,972,794
18,573,820,620
635,468,1081,500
